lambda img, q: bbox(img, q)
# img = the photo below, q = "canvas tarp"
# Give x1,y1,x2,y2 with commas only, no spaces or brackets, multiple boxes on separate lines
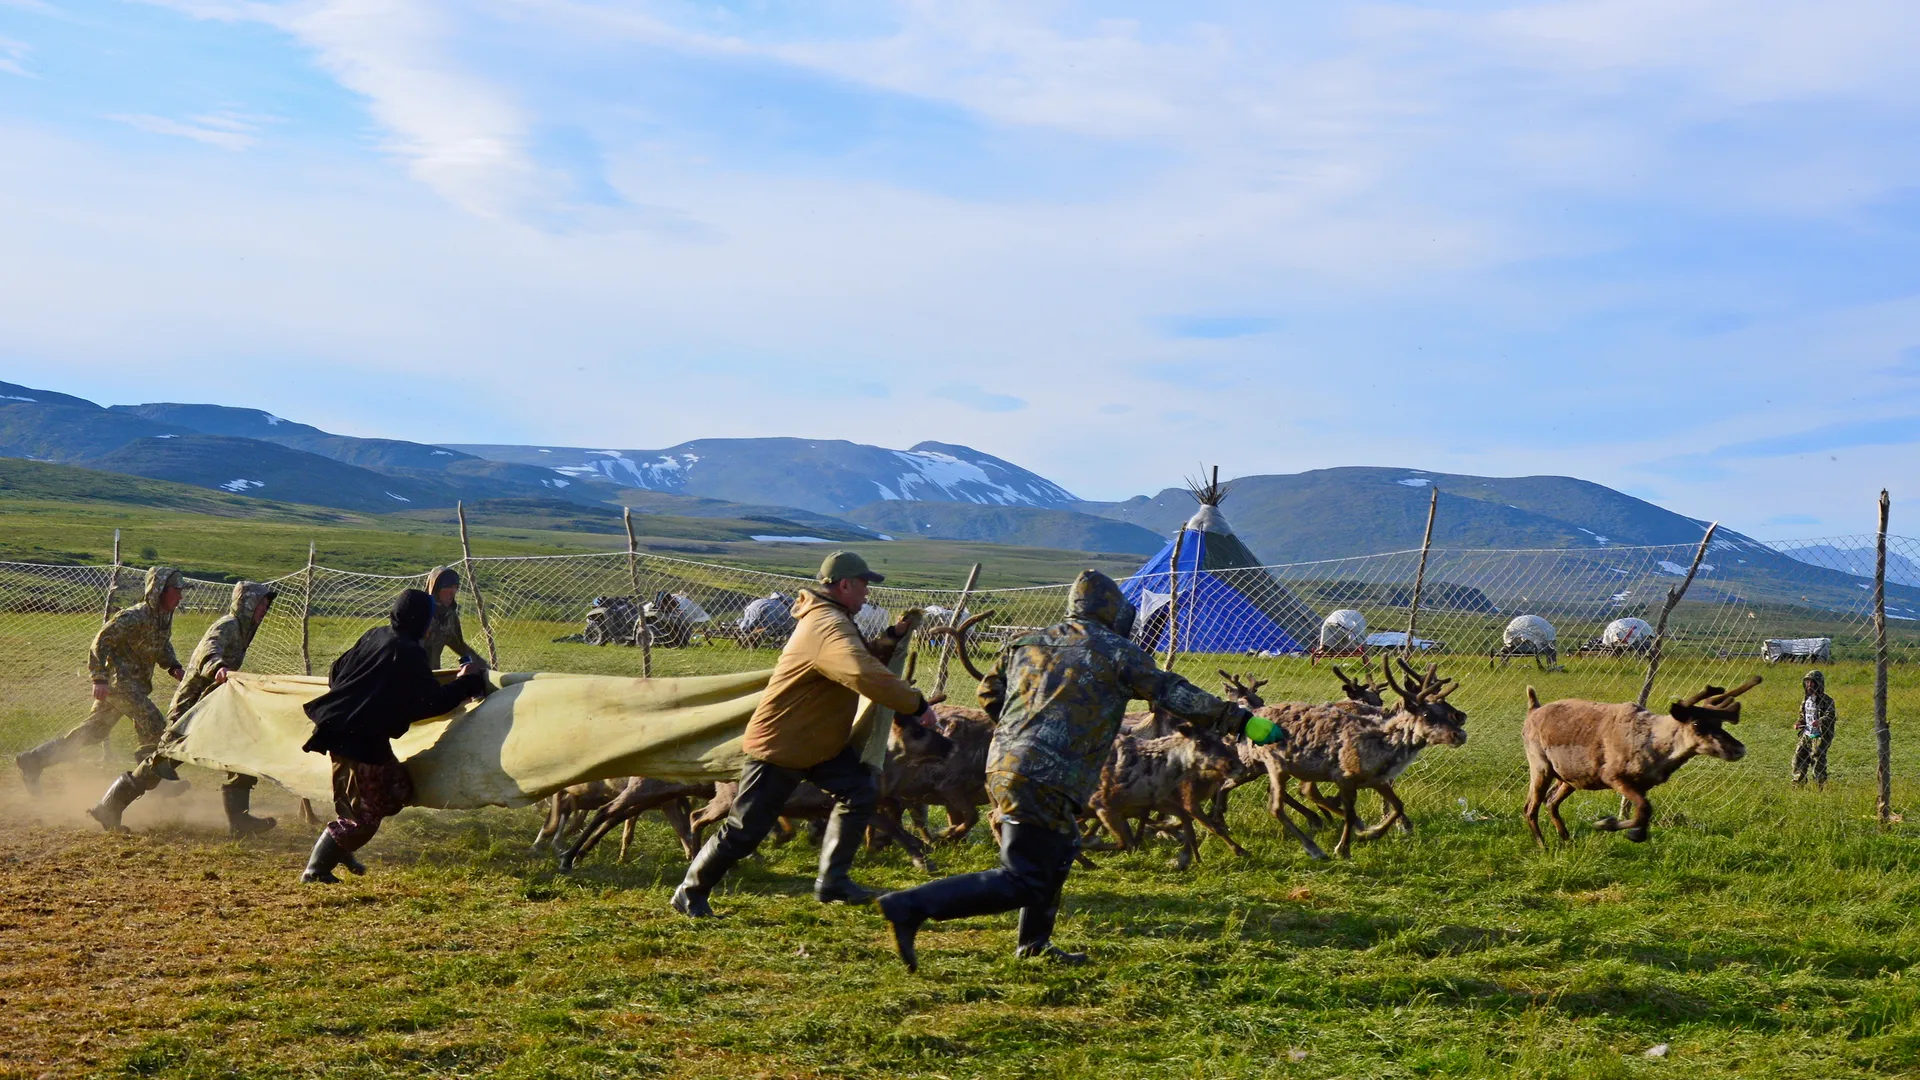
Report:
160,652,911,809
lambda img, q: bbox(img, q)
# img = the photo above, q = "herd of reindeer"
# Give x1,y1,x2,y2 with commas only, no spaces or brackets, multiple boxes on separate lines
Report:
532,612,1763,875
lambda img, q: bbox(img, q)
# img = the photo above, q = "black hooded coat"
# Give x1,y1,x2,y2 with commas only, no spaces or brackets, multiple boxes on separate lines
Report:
302,590,490,764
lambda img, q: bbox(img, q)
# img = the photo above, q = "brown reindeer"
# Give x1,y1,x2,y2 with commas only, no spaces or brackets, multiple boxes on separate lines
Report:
1083,719,1249,870
532,779,625,855
557,777,711,871
1522,677,1758,847
1244,660,1467,859
882,705,994,846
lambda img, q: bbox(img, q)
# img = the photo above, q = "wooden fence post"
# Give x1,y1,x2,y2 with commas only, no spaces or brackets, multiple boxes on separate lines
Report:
300,541,316,676
1876,490,1891,825
1162,525,1188,673
1403,487,1438,659
101,529,121,624
934,563,982,695
1637,522,1718,708
624,507,652,678
456,502,501,669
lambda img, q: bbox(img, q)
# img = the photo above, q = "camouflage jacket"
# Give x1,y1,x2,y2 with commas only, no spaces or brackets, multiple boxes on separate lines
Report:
422,565,481,668
980,571,1244,831
167,581,276,721
89,566,184,696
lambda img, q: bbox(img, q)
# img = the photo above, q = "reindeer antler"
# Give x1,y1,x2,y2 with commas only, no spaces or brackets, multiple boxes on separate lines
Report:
1703,676,1762,708
925,610,997,682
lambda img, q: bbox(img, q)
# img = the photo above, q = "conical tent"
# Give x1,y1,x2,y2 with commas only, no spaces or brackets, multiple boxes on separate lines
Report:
1121,476,1321,655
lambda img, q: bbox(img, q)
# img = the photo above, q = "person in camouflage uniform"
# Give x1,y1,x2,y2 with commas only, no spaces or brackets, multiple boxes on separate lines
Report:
876,570,1274,972
16,566,185,794
86,581,280,835
422,566,485,670
1792,669,1838,789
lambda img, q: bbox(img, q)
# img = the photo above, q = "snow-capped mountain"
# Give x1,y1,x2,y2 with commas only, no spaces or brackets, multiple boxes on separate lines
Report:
446,438,1080,516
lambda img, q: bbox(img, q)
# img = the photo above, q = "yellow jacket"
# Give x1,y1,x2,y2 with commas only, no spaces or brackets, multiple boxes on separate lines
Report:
741,588,926,768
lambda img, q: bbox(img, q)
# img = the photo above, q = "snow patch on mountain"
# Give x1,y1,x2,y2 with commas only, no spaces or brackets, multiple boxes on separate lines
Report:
555,451,700,489
875,448,1077,507
220,478,264,492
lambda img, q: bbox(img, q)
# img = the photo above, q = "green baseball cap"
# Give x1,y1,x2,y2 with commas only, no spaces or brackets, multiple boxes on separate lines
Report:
818,550,885,584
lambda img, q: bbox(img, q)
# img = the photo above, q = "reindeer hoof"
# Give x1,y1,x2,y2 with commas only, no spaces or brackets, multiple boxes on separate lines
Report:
1626,827,1649,843
1592,816,1619,832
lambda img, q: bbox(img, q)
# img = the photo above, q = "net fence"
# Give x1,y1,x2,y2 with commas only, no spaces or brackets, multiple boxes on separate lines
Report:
4,530,1916,825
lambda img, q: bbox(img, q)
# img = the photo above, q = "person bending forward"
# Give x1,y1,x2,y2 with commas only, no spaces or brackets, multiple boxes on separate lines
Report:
297,589,490,884
671,550,936,918
877,569,1273,971
88,581,279,835
16,566,185,794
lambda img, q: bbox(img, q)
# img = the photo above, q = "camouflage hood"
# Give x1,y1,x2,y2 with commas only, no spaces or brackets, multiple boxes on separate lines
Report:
424,565,461,597
143,565,184,613
229,580,278,637
1804,669,1826,695
1067,570,1135,637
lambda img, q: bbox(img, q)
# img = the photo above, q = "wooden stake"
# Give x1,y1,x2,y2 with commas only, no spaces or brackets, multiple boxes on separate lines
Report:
300,541,316,676
624,508,652,678
457,501,501,669
934,563,982,695
1637,522,1718,708
102,529,121,624
1162,523,1188,673
1403,486,1438,659
1876,490,1891,824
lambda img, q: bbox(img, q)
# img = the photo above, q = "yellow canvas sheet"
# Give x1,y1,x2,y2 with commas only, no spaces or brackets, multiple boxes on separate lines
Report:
160,645,914,810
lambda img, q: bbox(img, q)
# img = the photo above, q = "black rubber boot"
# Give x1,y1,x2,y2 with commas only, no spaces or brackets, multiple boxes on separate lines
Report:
1014,831,1081,962
814,807,876,905
671,838,734,919
15,748,44,796
223,785,277,838
876,890,923,972
301,832,346,884
87,772,142,833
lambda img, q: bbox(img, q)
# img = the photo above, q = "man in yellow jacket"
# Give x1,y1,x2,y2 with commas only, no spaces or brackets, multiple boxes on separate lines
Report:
672,550,936,918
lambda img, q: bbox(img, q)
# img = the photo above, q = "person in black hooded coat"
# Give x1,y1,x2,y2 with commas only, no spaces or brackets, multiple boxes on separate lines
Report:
298,589,490,884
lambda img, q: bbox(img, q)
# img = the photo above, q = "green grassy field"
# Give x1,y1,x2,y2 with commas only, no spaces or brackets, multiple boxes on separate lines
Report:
4,646,1919,1079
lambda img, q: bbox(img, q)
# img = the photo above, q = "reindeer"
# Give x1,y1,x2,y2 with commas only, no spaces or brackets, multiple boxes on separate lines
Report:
881,705,994,846
1522,677,1758,847
1083,718,1250,870
556,777,712,871
531,779,625,855
1243,660,1468,859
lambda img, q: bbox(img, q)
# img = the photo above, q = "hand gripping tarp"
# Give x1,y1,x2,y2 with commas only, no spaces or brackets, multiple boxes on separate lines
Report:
158,658,911,811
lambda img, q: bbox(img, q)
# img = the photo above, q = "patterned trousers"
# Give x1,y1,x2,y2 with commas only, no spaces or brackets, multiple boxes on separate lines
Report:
326,756,414,852
1792,735,1833,786
26,690,166,767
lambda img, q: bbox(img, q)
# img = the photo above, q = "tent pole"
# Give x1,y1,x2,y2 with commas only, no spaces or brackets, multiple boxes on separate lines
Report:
624,507,652,678
1403,487,1438,659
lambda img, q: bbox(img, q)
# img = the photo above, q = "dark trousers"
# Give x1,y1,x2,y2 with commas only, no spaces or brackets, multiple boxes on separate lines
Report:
325,756,414,852
1793,734,1833,786
886,823,1078,954
682,745,876,895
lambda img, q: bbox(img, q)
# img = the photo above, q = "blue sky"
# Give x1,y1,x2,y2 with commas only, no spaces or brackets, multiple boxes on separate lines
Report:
3,0,1920,536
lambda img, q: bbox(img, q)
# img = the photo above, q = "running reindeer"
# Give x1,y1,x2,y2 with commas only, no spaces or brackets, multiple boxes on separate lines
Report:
1522,677,1758,847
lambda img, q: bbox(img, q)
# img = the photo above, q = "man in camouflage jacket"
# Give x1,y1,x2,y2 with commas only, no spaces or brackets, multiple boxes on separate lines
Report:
422,566,485,670
877,570,1269,971
87,581,280,835
1792,669,1839,788
17,566,185,793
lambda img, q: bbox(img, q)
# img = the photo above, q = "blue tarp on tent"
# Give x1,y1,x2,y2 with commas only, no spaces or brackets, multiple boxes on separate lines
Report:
1121,526,1310,655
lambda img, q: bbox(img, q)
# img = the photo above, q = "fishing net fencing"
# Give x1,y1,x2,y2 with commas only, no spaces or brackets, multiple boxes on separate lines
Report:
3,531,1916,824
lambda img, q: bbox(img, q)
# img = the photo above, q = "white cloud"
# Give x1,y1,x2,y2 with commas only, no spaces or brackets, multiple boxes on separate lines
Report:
107,111,271,150
0,34,30,78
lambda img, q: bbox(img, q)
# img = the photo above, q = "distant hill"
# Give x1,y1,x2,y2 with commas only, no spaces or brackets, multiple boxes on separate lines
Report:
450,438,1079,516
1781,544,1920,588
844,501,1165,555
388,497,873,545
84,434,511,512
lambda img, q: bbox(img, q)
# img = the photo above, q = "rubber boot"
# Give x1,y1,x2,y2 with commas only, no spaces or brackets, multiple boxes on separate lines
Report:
876,890,924,972
223,785,277,838
301,832,346,884
670,838,731,919
1014,833,1084,963
15,748,45,796
814,809,876,905
87,773,142,833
